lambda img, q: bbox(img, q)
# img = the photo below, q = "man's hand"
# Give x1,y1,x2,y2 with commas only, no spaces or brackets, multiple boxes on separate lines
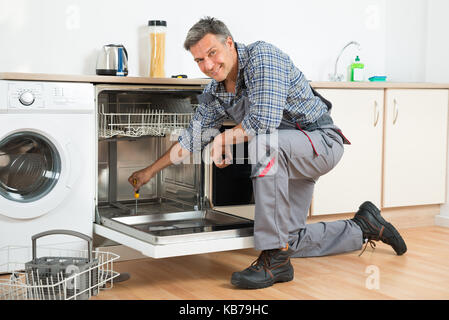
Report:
211,124,252,168
211,133,233,168
128,167,155,192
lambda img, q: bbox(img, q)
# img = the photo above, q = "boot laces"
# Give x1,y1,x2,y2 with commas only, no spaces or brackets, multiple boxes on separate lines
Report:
250,249,277,270
358,239,376,257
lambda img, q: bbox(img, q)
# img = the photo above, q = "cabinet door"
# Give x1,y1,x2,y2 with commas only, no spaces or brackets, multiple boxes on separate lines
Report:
312,89,384,215
383,89,448,207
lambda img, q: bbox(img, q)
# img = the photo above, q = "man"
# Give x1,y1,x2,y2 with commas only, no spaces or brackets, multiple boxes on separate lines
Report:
129,17,407,289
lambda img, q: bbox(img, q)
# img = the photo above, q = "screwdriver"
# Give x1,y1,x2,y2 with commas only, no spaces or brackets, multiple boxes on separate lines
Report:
133,179,140,214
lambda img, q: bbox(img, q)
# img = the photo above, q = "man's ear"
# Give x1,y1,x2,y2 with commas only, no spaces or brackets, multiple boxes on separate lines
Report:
226,36,234,48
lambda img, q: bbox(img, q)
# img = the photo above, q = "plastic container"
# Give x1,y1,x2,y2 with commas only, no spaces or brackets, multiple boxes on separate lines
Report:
350,56,365,82
148,20,167,78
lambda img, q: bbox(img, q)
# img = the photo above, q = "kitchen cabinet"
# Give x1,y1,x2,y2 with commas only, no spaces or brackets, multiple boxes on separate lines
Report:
383,89,448,207
312,89,384,215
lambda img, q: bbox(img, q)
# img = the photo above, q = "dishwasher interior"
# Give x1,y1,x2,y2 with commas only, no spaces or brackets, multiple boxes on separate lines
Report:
95,86,254,246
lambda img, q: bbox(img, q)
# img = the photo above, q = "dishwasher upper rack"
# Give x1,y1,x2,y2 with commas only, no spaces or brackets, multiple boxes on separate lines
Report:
98,104,198,139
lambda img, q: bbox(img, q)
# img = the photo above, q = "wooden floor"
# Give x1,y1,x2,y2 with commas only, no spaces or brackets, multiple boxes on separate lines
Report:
94,225,449,300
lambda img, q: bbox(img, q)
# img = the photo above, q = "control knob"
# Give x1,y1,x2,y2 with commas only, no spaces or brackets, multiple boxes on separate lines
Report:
19,91,35,106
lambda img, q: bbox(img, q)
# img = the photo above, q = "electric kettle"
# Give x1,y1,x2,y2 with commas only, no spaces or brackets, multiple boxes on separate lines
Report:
96,44,128,76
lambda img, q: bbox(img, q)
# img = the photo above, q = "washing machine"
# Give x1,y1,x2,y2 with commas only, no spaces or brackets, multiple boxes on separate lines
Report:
0,80,95,271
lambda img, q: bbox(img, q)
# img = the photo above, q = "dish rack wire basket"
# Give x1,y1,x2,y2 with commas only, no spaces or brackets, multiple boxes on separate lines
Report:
0,230,120,300
98,103,197,139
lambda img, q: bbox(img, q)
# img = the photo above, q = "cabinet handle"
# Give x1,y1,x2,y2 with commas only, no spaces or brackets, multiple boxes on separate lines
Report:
393,98,399,125
374,100,380,127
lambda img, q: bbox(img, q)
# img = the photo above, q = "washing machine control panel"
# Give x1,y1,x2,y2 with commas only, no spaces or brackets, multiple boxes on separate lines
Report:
5,81,94,112
8,83,44,108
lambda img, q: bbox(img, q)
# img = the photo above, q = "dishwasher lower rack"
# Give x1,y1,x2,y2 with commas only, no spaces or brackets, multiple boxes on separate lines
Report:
0,245,120,300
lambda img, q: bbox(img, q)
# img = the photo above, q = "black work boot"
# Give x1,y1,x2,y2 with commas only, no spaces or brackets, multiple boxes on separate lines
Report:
352,201,407,255
230,245,294,289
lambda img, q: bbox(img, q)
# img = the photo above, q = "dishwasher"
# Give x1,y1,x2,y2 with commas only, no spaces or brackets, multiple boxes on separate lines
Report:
93,84,254,258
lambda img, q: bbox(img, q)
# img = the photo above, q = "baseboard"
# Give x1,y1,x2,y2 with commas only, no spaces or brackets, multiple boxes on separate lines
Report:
435,214,449,228
307,204,440,229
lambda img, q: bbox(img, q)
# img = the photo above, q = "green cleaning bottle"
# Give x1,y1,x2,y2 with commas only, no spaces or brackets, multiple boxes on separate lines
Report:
350,56,364,82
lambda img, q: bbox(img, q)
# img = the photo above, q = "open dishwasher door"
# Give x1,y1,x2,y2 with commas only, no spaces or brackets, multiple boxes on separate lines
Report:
94,207,254,259
93,84,254,258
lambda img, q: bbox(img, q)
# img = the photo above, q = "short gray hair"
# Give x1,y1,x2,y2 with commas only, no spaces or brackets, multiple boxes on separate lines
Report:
184,17,233,51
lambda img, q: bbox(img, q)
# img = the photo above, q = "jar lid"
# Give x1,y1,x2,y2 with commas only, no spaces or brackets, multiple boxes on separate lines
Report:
148,20,167,27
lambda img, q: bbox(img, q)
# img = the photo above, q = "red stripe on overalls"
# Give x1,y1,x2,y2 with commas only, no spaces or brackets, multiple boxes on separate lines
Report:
296,123,319,156
258,156,276,178
335,128,351,145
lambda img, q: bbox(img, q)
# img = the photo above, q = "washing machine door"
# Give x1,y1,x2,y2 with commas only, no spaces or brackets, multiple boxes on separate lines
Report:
0,123,79,219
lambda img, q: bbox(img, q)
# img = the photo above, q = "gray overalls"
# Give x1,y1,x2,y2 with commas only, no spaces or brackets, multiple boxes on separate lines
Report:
201,88,363,257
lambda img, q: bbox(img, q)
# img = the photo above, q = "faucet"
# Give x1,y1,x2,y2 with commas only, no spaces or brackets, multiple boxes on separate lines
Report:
329,41,361,81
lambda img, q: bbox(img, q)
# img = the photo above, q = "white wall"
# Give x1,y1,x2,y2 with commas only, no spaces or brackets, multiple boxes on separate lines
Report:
385,0,428,82
425,0,449,82
0,0,447,82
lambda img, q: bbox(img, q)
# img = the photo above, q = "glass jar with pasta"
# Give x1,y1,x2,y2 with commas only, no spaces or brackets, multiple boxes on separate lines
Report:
148,20,167,78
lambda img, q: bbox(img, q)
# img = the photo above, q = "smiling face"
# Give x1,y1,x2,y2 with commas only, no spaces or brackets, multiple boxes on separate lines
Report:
190,33,237,83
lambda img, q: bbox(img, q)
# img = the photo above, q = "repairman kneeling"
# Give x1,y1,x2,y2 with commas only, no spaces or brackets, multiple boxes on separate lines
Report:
129,17,407,289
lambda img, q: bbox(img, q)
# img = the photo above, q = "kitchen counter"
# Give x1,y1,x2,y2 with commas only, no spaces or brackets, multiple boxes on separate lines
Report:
1,72,449,89
310,81,449,89
0,72,211,86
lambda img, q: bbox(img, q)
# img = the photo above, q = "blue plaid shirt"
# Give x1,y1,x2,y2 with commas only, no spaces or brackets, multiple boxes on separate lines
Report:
178,41,328,153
